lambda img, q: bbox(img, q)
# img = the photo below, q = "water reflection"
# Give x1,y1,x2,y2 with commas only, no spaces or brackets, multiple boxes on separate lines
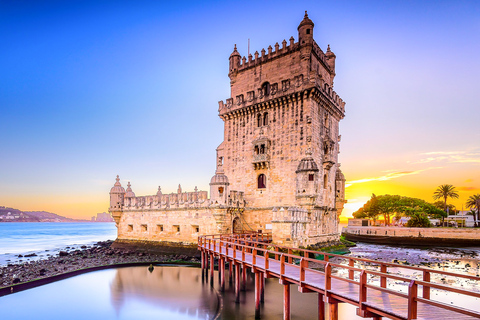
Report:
110,266,218,319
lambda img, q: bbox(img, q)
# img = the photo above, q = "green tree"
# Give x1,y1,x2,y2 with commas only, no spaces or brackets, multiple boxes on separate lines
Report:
466,194,480,227
352,194,445,226
433,201,458,215
405,212,431,227
433,184,459,218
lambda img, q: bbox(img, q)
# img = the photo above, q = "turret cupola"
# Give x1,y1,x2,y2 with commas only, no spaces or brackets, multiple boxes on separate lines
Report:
298,11,314,45
228,44,241,76
109,175,125,209
125,182,135,198
295,149,320,203
326,44,336,76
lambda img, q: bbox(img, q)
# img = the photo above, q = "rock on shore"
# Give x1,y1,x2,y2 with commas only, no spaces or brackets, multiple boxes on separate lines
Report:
0,240,199,288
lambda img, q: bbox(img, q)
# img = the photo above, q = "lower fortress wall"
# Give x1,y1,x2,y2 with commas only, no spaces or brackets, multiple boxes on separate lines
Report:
343,226,480,246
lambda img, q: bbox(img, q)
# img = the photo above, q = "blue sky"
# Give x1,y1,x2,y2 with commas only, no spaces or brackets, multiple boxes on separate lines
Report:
1,1,479,218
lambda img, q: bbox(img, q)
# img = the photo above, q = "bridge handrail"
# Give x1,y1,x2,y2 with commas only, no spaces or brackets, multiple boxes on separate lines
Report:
200,233,480,282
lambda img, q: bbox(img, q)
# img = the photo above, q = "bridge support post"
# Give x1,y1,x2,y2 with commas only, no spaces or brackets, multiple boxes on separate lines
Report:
220,258,225,291
318,293,325,320
255,271,261,319
242,264,247,291
235,263,241,303
283,283,290,320
260,272,265,303
328,301,338,320
229,260,233,284
210,253,214,286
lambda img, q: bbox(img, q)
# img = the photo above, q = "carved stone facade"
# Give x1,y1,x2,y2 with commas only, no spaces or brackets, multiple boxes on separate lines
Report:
109,12,346,247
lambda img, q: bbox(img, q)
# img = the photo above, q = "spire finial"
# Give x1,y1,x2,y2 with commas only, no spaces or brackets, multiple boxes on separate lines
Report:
116,175,119,182
305,10,308,17
127,181,131,188
327,44,331,51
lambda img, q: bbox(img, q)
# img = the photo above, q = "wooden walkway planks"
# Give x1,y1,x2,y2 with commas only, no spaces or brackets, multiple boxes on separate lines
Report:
200,237,480,320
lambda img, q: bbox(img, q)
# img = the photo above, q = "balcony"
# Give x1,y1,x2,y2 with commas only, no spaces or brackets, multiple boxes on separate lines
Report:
323,154,335,170
253,154,270,170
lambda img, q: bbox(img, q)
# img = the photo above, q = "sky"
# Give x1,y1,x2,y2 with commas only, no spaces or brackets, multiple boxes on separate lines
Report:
1,0,479,219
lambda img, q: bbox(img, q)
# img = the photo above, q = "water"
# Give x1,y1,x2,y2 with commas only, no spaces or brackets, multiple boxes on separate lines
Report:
0,266,218,320
3,264,477,319
0,222,117,265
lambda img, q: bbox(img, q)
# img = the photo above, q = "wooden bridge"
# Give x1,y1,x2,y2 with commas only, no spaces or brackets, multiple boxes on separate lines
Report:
198,232,480,320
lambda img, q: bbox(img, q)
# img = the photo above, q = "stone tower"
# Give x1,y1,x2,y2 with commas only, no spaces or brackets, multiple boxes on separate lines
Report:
216,12,346,246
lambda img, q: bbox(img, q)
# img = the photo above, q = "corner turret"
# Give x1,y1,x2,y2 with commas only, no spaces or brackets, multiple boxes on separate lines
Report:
109,175,125,226
298,11,314,46
326,44,336,77
228,44,241,78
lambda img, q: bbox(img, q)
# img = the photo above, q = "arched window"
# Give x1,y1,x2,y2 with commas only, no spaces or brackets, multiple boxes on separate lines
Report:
262,82,271,96
263,113,268,126
257,114,262,127
324,143,329,155
323,173,328,189
218,187,224,197
258,174,266,189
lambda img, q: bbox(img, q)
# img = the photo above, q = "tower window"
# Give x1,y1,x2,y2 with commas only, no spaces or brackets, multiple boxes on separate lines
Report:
218,187,224,196
262,82,271,96
306,29,310,34
157,224,164,232
324,174,328,188
141,224,147,232
257,114,262,127
309,174,314,181
263,113,268,126
258,174,266,189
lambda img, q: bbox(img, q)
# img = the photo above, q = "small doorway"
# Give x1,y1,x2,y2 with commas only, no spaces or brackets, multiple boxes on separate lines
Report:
233,217,242,234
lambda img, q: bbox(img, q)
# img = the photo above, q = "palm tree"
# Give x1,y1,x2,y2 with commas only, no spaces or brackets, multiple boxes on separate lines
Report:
466,194,480,227
433,184,459,224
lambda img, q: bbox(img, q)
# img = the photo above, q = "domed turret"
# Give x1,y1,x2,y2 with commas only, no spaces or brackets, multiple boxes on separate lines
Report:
210,172,230,205
295,150,320,202
109,175,125,209
326,44,336,75
110,175,125,194
210,173,229,185
125,182,135,198
229,44,241,76
298,11,314,45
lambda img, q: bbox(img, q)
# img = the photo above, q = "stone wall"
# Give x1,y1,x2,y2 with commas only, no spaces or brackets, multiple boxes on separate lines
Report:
343,226,480,239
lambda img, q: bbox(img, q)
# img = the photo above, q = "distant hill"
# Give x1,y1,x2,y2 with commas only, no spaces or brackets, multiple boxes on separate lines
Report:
0,206,91,222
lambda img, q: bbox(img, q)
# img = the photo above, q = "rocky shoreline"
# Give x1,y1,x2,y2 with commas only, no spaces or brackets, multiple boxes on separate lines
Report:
0,240,199,288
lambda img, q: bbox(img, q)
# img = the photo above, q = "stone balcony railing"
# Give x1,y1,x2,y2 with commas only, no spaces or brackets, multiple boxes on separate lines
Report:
253,154,270,170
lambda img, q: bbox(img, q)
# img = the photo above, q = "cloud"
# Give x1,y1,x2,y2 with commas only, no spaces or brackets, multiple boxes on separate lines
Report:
412,150,480,165
345,167,442,187
458,186,479,191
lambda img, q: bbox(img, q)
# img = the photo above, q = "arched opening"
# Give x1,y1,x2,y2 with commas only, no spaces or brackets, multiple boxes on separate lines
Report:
233,217,242,234
260,144,265,154
257,114,262,127
324,142,329,155
218,187,224,197
258,174,266,189
323,173,328,189
263,113,268,126
262,82,271,96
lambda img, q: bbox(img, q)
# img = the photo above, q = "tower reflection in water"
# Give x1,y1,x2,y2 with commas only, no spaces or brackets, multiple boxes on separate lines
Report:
110,266,219,319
